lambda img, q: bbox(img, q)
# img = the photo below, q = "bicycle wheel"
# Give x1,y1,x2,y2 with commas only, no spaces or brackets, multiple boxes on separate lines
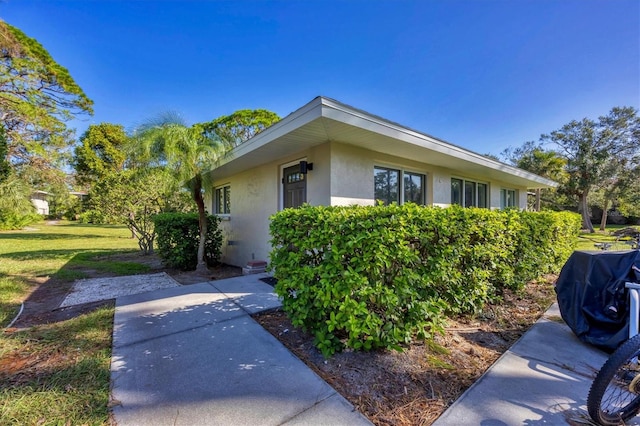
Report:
588,334,640,425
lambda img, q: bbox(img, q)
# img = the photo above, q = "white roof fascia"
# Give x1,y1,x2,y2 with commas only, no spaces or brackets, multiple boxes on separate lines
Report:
217,97,324,167
208,96,557,189
319,97,557,188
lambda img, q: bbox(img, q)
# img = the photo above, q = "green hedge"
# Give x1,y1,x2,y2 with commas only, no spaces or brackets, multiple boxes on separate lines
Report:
269,204,580,357
77,209,108,224
153,213,222,270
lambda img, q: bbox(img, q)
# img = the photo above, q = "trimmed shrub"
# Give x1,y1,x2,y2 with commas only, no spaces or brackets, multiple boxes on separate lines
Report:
77,209,108,224
269,204,580,357
153,213,222,270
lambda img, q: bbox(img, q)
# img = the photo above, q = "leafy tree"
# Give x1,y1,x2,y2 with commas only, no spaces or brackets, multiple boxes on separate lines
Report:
0,21,93,178
199,109,280,148
503,142,567,211
618,177,640,220
132,114,229,269
49,190,82,220
591,109,640,229
591,156,640,230
542,107,640,232
73,123,128,187
0,126,10,183
18,162,70,196
483,153,501,161
89,168,193,254
46,177,84,220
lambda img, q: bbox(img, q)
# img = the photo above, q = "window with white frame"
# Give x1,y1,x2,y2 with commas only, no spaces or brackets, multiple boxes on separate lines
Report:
500,188,517,208
451,178,488,208
374,166,426,205
214,185,230,214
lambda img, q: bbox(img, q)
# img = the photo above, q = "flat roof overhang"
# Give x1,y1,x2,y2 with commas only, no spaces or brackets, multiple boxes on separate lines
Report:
208,97,557,189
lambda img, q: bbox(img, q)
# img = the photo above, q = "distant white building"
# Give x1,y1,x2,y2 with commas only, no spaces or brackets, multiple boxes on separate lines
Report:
30,190,49,215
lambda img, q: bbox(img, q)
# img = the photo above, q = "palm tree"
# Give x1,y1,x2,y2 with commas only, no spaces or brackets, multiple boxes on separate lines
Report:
133,113,230,272
0,174,35,213
516,149,567,211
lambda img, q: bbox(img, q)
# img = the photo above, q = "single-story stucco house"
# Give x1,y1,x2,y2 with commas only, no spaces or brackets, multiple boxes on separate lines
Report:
31,190,49,215
205,96,556,268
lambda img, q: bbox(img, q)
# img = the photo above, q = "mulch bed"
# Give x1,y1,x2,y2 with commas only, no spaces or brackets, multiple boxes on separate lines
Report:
253,278,556,425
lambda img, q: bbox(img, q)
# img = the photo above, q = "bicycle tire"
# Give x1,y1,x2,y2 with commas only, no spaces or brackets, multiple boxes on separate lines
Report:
588,334,640,425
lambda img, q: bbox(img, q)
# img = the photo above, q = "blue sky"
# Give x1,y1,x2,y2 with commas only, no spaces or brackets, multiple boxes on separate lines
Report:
1,0,638,156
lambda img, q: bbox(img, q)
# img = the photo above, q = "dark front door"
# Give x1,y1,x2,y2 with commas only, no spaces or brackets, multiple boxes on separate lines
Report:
283,164,306,208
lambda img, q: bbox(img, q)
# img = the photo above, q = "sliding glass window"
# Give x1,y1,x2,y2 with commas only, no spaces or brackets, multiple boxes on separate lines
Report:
375,167,426,205
451,178,488,208
374,167,400,205
404,172,425,205
500,188,517,208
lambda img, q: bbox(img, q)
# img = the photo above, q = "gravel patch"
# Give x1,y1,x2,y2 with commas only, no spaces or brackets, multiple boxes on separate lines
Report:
60,273,181,307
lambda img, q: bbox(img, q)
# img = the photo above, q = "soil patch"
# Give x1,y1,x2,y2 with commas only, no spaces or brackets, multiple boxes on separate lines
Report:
253,278,556,425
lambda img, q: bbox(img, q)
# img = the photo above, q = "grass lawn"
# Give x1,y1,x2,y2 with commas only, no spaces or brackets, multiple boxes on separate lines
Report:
0,221,145,326
575,224,638,252
0,221,148,425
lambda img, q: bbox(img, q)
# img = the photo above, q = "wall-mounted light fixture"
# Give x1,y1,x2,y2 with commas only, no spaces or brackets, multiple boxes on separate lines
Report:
299,160,313,174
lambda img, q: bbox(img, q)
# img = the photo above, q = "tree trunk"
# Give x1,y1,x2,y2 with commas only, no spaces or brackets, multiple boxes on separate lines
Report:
193,180,208,273
599,198,609,231
580,192,594,232
128,220,153,255
128,212,137,239
535,188,541,212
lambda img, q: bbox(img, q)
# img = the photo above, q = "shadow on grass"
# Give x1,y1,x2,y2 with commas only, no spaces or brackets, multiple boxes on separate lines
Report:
51,223,127,229
54,250,152,278
0,232,129,241
0,248,141,264
0,248,100,262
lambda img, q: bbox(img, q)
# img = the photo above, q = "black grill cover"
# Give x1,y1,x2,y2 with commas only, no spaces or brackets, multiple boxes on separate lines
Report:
555,250,640,352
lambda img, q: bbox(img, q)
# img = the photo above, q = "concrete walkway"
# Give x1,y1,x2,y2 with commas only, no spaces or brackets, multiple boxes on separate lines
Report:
110,273,371,426
434,303,640,425
110,272,640,425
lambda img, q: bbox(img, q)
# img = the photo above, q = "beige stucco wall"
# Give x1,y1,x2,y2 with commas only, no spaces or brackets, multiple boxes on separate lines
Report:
518,189,528,209
305,143,331,207
430,170,451,207
328,142,375,206
209,141,532,267
209,162,278,267
209,144,332,267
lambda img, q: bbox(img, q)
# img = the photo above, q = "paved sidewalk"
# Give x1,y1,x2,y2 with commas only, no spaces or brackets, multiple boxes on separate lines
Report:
111,272,640,425
110,273,371,426
434,303,640,425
